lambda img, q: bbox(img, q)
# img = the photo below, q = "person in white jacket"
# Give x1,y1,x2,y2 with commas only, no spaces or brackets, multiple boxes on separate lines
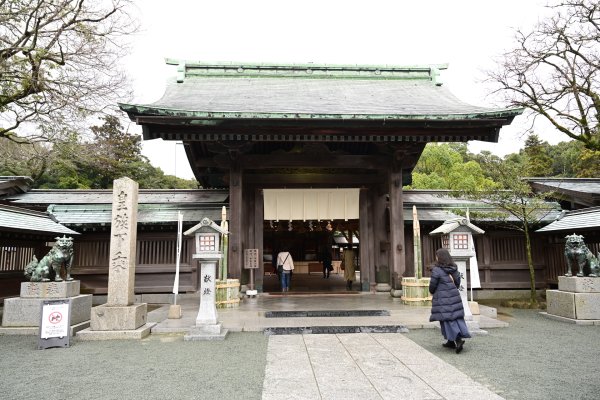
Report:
277,251,294,292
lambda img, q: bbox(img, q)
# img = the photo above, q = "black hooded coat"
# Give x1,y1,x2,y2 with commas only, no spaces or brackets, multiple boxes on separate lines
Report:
429,264,464,322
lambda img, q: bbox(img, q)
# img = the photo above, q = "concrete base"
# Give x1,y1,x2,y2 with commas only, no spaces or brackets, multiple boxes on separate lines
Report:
76,323,156,340
184,323,229,341
168,305,182,319
1,294,92,327
540,312,600,325
90,303,147,330
469,301,480,315
0,320,90,336
390,289,403,298
375,283,391,292
558,276,600,292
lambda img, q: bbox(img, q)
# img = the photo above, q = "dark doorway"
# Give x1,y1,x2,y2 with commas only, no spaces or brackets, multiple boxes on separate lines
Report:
262,220,359,293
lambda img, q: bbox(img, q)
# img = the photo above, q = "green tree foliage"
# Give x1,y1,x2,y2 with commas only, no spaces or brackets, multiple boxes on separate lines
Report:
459,153,559,305
523,134,553,177
547,140,582,177
408,143,496,190
1,116,198,189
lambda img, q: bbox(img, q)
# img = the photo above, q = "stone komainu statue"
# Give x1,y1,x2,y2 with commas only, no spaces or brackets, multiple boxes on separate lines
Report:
564,234,600,277
24,236,74,282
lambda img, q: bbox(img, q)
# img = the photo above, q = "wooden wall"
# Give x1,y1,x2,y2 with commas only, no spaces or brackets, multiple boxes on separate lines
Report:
3,227,597,298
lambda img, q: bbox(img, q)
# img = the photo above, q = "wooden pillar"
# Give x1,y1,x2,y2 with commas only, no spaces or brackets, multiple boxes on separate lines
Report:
389,166,405,293
240,184,254,286
229,158,243,280
254,188,264,292
372,185,389,283
359,188,372,291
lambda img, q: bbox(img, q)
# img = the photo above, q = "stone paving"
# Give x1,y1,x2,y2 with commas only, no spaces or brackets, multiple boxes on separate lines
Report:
263,333,503,400
149,293,507,399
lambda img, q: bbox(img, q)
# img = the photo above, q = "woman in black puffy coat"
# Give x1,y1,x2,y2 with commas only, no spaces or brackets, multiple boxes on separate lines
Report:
429,248,471,353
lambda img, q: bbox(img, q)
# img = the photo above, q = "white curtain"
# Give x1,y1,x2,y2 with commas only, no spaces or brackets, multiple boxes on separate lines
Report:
263,188,360,221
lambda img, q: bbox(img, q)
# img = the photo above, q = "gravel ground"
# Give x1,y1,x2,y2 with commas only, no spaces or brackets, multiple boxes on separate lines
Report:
0,332,268,400
405,308,600,400
1,307,599,399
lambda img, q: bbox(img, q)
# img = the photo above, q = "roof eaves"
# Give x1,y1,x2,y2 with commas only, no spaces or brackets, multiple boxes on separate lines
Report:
119,103,523,121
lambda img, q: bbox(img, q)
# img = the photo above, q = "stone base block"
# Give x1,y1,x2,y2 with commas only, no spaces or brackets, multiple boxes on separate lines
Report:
184,324,229,341
558,276,600,293
547,290,576,319
376,283,392,292
574,292,600,319
469,301,480,315
547,290,600,319
21,280,81,298
90,303,147,331
76,323,155,340
168,305,182,319
1,294,92,327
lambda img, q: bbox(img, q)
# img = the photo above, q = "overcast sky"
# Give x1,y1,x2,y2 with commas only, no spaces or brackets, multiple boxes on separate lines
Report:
123,0,559,179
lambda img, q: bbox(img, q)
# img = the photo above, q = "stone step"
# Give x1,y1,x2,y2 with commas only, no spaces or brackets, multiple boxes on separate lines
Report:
264,309,390,318
264,325,409,335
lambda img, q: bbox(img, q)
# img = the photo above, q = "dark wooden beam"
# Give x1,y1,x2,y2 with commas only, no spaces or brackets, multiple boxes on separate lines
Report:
240,154,391,169
243,173,385,185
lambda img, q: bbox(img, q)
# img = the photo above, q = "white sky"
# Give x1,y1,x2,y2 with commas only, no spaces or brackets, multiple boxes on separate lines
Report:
123,0,560,180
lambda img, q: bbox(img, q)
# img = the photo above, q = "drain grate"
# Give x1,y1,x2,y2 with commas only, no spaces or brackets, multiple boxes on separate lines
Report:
265,310,390,318
264,325,408,335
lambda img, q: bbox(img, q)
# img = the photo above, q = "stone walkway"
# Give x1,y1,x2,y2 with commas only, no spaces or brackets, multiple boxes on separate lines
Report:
262,333,503,400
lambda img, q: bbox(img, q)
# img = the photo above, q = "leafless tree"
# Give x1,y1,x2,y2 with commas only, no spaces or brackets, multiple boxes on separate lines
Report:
0,0,137,143
489,0,600,151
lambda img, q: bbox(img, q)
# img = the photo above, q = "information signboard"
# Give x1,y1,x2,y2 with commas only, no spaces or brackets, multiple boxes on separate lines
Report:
38,299,71,349
244,249,259,269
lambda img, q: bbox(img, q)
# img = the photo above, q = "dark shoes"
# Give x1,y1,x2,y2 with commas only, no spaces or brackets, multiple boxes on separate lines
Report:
442,341,456,349
455,338,465,354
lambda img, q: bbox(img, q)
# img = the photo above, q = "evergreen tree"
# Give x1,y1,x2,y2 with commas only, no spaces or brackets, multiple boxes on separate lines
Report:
523,134,552,177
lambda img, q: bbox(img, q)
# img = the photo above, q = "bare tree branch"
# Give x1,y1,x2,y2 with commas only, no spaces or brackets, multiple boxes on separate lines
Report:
0,0,137,143
488,0,600,151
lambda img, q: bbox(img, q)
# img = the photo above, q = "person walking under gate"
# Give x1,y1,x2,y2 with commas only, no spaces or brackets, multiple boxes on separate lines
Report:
322,249,333,278
428,248,471,354
277,251,294,292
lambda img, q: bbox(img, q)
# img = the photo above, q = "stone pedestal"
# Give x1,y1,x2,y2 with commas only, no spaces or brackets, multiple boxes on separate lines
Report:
375,283,392,292
184,261,228,341
545,276,600,324
0,281,92,336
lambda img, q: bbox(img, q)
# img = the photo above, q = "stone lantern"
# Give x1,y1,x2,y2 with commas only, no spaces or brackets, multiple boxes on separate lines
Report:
183,217,229,341
429,217,484,320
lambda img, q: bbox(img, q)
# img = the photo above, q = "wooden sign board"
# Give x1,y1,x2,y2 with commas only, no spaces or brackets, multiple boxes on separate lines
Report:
244,249,259,269
38,299,71,350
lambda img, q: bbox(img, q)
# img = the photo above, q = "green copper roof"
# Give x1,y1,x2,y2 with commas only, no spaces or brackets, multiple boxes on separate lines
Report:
0,205,79,235
120,60,522,122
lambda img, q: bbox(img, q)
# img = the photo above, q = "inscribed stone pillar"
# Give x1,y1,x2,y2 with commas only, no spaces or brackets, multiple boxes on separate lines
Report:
107,177,138,306
196,261,218,325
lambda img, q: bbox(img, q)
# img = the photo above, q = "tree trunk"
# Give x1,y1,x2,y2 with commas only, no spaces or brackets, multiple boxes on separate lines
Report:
523,217,537,305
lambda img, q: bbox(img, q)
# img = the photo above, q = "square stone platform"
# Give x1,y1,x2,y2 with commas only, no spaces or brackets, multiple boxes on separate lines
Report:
545,276,600,322
0,281,92,336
